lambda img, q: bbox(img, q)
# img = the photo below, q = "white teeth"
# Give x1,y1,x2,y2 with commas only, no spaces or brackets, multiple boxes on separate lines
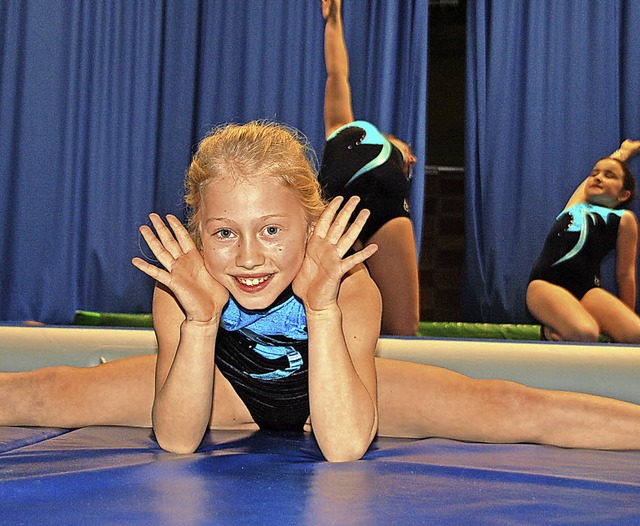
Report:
237,276,269,286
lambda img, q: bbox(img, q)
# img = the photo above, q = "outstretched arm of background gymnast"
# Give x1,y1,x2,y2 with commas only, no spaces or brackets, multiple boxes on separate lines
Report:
132,213,229,454
566,139,640,209
322,0,354,137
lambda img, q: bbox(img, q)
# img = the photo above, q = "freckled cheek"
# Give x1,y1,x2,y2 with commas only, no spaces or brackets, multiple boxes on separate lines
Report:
271,240,305,269
202,246,230,279
288,241,308,271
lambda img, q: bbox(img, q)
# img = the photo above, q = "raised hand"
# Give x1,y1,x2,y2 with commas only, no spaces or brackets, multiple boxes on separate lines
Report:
621,139,640,158
321,0,339,22
612,139,640,162
132,214,229,323
292,196,378,313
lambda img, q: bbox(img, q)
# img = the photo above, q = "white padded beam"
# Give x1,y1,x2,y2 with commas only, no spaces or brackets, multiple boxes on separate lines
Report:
2,326,640,404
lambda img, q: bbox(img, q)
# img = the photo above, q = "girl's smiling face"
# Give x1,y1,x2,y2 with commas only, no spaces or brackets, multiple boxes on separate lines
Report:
199,174,310,311
585,158,631,208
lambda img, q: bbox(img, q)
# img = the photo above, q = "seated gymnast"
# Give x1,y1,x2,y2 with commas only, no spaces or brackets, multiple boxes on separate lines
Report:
527,139,640,343
4,122,640,462
319,0,419,336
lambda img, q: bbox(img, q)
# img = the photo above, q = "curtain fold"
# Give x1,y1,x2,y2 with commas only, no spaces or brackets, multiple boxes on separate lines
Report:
464,0,640,323
0,0,427,324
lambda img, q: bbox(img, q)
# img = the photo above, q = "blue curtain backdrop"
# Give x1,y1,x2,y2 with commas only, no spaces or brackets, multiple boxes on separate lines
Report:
0,0,428,324
464,0,640,323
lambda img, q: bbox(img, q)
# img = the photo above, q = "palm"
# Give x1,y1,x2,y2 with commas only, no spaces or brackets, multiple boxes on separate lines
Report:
321,0,339,21
160,248,229,321
132,214,229,322
621,139,640,156
292,197,377,311
293,234,345,310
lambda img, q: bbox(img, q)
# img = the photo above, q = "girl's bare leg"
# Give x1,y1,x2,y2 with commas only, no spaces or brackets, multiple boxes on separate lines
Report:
582,288,640,343
526,280,600,341
376,357,640,449
0,354,156,428
0,353,258,431
366,217,420,336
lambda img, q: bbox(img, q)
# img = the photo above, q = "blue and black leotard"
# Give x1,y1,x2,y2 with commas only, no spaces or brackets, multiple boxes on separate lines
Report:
319,121,411,243
529,202,624,299
215,287,309,431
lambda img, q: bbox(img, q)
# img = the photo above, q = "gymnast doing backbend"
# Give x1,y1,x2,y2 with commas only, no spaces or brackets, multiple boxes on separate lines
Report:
319,0,419,336
3,122,640,463
527,139,640,343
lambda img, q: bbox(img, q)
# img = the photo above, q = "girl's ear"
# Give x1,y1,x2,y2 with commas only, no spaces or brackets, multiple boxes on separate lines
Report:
619,189,632,204
306,222,316,243
198,224,205,253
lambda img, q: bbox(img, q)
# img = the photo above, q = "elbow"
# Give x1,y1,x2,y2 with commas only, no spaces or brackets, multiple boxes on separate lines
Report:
153,418,204,454
319,421,378,463
155,434,200,455
152,403,209,454
322,439,370,463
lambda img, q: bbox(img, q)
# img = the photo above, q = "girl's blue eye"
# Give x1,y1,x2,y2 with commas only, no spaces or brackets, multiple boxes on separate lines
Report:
217,229,233,239
265,226,280,236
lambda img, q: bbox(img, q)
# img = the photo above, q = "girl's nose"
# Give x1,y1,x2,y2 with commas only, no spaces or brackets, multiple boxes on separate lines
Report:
235,238,265,269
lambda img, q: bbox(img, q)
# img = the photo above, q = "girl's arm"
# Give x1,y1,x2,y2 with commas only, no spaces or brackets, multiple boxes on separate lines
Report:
132,214,229,454
306,266,380,462
322,0,355,138
293,197,380,462
150,285,220,454
616,210,639,310
610,139,640,163
564,178,589,210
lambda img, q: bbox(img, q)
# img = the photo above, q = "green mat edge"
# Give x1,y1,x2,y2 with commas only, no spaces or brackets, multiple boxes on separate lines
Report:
416,321,540,340
73,311,541,339
73,310,154,328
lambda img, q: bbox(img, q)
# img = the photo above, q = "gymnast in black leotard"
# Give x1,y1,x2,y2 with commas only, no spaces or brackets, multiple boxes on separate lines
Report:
321,0,419,336
529,202,624,300
526,140,640,343
319,121,411,244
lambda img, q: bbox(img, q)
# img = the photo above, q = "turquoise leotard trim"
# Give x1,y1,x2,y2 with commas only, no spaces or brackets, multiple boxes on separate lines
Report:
327,120,392,187
552,202,624,266
220,293,308,381
221,293,308,341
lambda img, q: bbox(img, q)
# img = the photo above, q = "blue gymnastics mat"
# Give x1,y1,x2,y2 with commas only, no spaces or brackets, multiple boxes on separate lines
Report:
2,426,640,525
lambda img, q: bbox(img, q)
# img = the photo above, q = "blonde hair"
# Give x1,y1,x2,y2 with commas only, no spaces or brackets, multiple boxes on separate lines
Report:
185,121,326,248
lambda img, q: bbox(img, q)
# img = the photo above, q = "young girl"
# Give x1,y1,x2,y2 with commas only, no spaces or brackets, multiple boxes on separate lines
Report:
132,121,381,461
319,0,420,336
5,122,640,461
527,139,640,342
